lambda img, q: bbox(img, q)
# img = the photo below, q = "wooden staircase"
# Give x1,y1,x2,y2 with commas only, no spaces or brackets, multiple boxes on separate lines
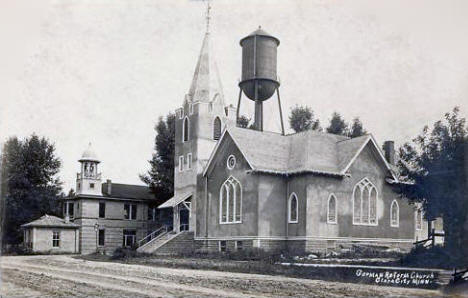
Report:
136,226,195,255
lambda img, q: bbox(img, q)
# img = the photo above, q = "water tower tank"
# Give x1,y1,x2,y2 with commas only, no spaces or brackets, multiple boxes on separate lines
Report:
239,27,280,101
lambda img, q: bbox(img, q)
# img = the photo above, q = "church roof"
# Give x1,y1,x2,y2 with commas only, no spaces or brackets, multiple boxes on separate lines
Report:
21,214,79,229
204,127,398,180
187,33,225,105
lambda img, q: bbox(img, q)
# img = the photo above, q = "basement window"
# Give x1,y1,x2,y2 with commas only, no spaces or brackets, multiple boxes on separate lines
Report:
219,240,227,252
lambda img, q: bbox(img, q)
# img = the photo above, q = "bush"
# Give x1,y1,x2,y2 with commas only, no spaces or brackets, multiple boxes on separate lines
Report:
399,245,462,269
111,247,139,260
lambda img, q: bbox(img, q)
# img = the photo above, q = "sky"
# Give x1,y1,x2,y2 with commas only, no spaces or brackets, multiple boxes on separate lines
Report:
1,0,467,192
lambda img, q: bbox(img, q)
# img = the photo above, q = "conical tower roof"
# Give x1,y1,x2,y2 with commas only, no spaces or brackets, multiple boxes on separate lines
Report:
187,32,225,105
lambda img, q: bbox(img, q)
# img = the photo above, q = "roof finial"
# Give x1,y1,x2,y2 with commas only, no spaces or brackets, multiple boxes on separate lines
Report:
205,0,211,33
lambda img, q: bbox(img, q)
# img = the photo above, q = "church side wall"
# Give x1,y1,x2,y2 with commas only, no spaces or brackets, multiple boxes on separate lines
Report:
304,144,415,252
257,175,287,237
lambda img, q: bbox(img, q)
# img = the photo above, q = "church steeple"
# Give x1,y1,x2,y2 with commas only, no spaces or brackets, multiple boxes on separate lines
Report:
186,3,224,106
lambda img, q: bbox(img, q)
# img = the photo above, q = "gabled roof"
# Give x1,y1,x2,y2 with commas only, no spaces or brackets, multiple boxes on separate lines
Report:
204,127,398,180
21,215,79,229
101,182,155,201
187,32,225,105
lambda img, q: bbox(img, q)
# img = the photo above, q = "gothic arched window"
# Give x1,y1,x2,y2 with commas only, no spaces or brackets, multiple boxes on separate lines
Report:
213,117,222,140
219,176,242,224
327,194,337,224
183,116,190,142
390,200,399,227
352,178,378,225
288,193,298,223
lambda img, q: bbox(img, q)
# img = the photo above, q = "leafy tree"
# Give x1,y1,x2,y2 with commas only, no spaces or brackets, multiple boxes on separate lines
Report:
326,112,348,136
398,107,467,264
140,113,175,205
289,105,321,133
349,117,367,138
1,135,63,246
237,115,250,128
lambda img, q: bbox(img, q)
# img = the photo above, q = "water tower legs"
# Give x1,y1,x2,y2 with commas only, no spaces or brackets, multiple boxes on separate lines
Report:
276,88,285,135
254,101,263,131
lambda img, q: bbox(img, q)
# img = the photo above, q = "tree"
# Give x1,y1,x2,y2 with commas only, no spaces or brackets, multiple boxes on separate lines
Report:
398,107,467,264
1,135,63,247
237,115,250,128
289,105,321,133
349,117,367,138
326,112,348,136
141,113,175,205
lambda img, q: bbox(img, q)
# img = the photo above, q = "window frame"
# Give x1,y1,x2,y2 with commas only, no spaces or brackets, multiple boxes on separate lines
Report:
99,202,106,218
352,177,378,226
235,240,243,251
288,193,299,224
66,202,74,219
182,116,190,142
98,229,105,246
187,153,192,170
219,240,227,252
124,203,137,220
179,156,184,172
213,116,222,141
226,155,236,170
52,230,60,248
327,194,338,224
219,176,242,224
390,200,399,227
123,229,136,247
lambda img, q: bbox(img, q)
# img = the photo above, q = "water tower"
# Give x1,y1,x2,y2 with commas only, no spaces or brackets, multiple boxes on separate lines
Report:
237,26,285,134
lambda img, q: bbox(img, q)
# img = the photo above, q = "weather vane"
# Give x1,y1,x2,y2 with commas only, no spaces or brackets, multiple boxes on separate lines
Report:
205,0,211,33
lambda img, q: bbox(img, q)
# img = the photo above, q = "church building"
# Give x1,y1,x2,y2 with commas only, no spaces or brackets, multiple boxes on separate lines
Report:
153,23,427,254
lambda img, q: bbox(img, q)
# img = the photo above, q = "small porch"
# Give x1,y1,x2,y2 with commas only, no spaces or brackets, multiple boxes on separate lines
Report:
158,192,193,233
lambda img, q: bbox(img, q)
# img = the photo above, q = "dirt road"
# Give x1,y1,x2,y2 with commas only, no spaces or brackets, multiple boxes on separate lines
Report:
0,255,444,297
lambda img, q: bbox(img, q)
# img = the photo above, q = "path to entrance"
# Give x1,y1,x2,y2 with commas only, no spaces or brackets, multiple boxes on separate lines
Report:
0,255,444,297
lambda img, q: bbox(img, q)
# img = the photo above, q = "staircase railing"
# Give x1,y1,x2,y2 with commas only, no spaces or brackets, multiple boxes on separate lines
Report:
137,225,169,248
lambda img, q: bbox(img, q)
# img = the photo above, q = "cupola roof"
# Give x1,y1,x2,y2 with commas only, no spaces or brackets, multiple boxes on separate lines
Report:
79,143,100,163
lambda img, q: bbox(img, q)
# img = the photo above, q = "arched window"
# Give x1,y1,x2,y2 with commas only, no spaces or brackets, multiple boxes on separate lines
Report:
288,193,298,223
219,176,242,224
352,178,378,225
183,116,190,142
390,200,399,227
327,194,337,224
213,117,222,140
416,208,423,230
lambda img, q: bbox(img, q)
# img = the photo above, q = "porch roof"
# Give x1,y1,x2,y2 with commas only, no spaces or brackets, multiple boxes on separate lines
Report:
158,192,192,209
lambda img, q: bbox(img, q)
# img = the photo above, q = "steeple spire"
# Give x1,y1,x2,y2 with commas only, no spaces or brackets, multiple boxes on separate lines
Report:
186,1,224,105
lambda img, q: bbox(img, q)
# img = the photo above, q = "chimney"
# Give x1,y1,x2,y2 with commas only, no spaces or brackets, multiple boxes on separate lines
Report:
383,141,395,165
106,179,112,195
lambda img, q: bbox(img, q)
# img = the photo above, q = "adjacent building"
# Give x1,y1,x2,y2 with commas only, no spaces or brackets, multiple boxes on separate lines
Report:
23,144,163,254
21,214,79,254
